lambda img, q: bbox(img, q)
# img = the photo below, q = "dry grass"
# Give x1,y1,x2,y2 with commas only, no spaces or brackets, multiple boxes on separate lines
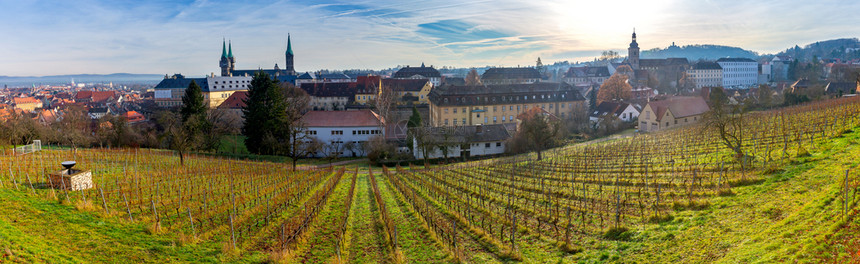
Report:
267,249,294,264
73,200,97,212
145,222,163,235
176,232,199,246
220,240,241,260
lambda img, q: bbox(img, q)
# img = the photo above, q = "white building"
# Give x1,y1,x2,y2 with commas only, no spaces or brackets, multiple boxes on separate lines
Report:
153,74,252,108
301,110,385,157
686,61,723,89
413,124,512,160
717,58,758,89
589,101,640,123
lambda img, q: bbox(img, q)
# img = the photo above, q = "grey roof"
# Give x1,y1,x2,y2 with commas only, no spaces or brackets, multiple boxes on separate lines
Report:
564,66,610,78
691,61,722,70
825,82,856,94
591,101,632,118
319,73,352,80
717,58,756,62
393,65,441,78
429,82,585,106
231,69,294,77
421,124,512,144
154,77,208,89
297,72,316,79
481,67,541,80
639,58,689,67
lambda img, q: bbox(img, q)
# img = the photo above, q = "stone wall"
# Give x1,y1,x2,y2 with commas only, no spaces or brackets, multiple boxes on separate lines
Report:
49,169,93,191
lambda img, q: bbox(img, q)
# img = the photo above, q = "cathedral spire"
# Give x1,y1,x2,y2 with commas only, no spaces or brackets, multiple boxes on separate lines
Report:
228,40,233,58
221,38,227,58
286,34,293,56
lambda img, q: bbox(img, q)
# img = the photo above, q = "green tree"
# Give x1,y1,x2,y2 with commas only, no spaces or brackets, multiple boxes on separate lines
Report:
178,80,212,155
242,71,290,155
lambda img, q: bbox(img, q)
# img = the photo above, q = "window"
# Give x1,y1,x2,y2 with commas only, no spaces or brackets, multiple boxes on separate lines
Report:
308,130,317,135
493,106,497,112
502,116,505,121
462,107,466,113
674,120,678,124
445,119,449,125
509,106,513,111
453,119,457,125
493,116,497,123
453,108,457,114
462,118,466,124
353,130,357,135
331,130,343,135
445,108,448,114
484,117,488,123
509,115,513,121
476,113,481,118
496,142,502,147
485,143,491,148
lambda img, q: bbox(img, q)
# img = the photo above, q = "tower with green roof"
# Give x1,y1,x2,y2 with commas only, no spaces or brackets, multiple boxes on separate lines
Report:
285,34,295,75
219,39,231,76
228,40,235,73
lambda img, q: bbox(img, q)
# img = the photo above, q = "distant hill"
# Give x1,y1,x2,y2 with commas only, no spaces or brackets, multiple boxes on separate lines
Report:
641,44,759,61
0,73,163,87
774,38,860,62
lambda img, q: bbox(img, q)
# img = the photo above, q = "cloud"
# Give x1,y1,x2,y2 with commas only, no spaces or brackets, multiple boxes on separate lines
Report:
0,0,857,76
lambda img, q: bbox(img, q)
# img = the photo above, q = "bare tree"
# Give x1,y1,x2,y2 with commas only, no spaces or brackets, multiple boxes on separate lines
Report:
54,105,92,157
324,140,345,166
702,87,747,168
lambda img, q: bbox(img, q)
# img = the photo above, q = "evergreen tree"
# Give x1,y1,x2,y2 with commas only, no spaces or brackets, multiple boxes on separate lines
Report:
406,106,422,152
180,80,206,122
242,71,290,155
588,87,598,111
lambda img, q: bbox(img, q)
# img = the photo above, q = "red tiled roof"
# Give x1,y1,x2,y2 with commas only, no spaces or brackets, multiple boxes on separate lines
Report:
13,97,39,104
301,110,384,127
75,91,117,103
218,91,249,109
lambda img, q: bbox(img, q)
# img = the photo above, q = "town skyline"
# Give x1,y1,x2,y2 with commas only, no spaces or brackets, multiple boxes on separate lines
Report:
2,0,858,76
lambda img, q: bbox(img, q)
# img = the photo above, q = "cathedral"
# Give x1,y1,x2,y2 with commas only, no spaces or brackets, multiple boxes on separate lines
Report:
219,34,297,78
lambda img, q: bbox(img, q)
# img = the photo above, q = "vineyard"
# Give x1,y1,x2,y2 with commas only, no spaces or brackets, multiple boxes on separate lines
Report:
2,97,860,263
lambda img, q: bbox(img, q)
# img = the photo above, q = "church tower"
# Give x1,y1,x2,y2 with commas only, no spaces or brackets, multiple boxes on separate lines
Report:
628,29,640,70
285,34,296,75
219,39,231,76
228,40,235,74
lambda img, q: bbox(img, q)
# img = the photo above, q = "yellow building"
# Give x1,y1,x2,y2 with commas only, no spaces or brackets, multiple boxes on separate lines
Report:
428,82,585,127
638,96,709,132
355,78,433,106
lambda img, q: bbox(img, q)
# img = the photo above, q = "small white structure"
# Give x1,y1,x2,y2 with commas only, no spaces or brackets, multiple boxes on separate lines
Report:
413,124,512,160
301,110,385,157
590,101,640,123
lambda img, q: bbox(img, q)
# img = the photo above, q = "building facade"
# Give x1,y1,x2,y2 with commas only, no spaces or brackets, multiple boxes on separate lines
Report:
301,110,385,157
638,96,709,132
153,74,251,108
480,67,542,85
428,82,585,127
686,61,723,89
392,63,441,87
717,58,758,88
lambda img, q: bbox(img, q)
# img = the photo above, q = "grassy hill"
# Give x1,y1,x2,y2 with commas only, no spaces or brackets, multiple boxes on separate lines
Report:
1,98,859,263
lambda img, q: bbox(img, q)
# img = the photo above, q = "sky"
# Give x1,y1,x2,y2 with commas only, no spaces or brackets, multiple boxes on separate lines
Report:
0,0,858,76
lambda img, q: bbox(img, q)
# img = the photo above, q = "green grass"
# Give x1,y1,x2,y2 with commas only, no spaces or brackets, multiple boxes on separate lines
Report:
0,189,264,263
